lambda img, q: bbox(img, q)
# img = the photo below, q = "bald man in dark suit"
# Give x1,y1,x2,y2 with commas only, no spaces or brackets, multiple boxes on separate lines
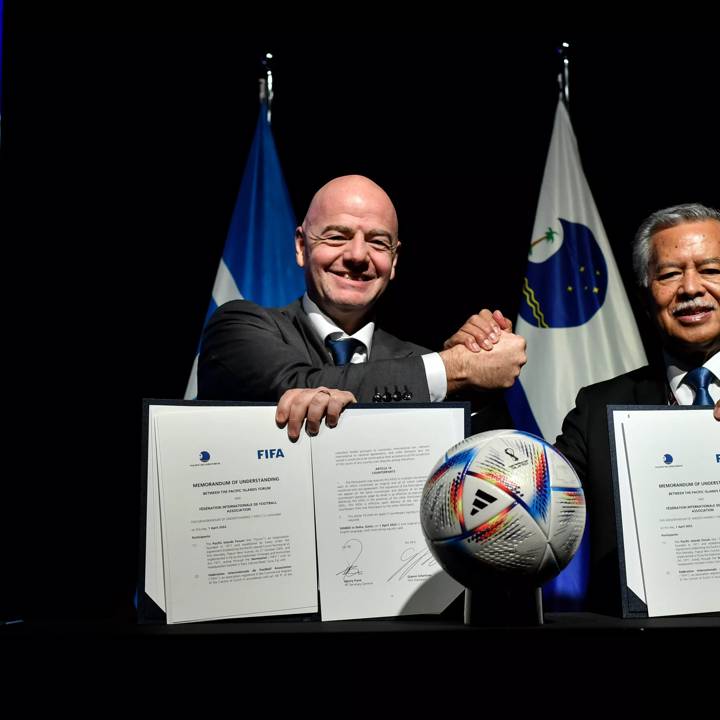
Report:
200,175,528,439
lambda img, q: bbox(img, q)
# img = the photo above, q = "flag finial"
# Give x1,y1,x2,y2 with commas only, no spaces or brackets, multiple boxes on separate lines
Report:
556,42,570,108
259,52,274,123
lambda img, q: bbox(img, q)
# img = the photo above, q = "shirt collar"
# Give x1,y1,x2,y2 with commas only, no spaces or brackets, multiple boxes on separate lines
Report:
302,293,374,355
665,349,719,404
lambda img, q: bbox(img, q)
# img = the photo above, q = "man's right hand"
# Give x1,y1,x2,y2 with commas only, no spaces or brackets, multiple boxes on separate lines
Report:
714,399,719,421
440,331,527,393
276,387,357,441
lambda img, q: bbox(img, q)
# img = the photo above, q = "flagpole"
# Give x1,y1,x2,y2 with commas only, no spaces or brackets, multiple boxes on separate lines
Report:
183,49,303,399
557,41,570,107
260,52,274,123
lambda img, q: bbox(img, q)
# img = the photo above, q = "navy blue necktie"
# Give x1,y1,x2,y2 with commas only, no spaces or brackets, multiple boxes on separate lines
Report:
326,337,362,366
683,366,715,406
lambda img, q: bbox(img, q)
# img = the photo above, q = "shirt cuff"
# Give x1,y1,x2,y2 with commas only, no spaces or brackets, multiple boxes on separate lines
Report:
422,352,447,403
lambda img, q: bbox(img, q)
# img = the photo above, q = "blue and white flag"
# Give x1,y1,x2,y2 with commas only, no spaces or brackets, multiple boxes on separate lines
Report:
507,100,647,606
184,101,305,399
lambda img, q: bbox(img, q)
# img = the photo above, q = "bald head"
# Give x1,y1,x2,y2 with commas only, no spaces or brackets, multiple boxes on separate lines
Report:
295,175,400,334
303,175,398,239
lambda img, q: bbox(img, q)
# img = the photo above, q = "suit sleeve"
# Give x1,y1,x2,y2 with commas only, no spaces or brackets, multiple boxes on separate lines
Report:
197,301,431,403
553,387,591,483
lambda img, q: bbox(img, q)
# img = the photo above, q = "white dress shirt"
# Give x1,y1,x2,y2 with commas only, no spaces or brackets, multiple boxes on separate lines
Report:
302,294,448,401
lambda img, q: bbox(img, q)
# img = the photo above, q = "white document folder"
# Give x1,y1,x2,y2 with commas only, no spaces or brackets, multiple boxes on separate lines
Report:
139,400,468,624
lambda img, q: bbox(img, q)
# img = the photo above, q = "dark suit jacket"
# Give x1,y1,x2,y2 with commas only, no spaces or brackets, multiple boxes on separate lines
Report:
199,298,512,433
554,363,667,614
198,298,433,403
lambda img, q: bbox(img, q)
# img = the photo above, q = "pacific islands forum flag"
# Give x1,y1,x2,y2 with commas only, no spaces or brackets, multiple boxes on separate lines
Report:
506,100,647,606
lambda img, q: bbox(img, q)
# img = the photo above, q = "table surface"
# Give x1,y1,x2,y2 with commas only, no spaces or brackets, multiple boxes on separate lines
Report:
5,610,719,636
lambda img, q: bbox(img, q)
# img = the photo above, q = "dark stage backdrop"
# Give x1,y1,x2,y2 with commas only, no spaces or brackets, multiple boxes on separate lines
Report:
2,32,718,620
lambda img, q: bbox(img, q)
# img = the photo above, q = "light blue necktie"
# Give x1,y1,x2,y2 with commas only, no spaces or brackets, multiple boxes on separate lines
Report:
683,366,715,406
325,337,362,366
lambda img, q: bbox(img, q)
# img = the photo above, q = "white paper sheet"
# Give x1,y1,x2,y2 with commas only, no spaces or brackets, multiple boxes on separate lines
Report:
153,406,317,624
613,408,720,617
311,407,465,621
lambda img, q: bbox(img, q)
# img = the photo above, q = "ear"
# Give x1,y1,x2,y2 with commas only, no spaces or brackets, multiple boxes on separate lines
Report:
389,240,400,280
295,227,306,268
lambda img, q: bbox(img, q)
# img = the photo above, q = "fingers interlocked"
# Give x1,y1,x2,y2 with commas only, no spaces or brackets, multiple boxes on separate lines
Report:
443,309,513,352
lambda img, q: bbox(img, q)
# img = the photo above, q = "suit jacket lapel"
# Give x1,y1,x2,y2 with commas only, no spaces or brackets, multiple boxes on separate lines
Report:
633,366,668,404
281,300,420,365
281,299,331,365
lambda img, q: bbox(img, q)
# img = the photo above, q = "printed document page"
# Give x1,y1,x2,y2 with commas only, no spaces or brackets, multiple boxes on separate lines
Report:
312,406,465,621
617,408,719,617
154,406,317,624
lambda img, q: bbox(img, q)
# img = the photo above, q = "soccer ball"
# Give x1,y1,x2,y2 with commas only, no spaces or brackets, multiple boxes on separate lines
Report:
420,429,585,589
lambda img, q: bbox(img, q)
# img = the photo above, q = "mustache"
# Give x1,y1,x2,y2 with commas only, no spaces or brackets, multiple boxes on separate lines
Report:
672,299,718,316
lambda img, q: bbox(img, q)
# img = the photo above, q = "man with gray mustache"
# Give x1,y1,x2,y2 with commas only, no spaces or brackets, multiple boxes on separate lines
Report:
438,202,719,612
553,203,720,613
